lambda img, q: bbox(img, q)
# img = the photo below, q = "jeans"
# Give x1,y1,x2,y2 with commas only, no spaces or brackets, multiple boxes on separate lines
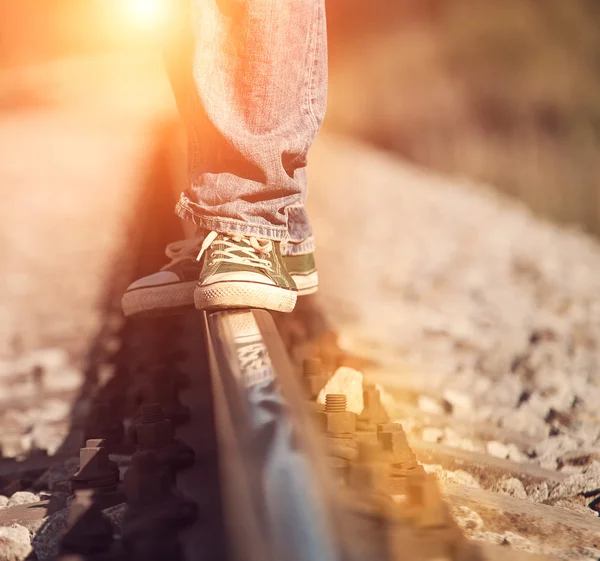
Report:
168,0,328,256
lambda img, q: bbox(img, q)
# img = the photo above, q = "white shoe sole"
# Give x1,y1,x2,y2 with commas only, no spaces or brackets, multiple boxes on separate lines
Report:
291,271,319,296
121,271,317,317
121,281,196,317
194,280,297,313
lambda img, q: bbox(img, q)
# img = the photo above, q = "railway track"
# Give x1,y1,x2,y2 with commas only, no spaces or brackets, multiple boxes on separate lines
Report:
0,306,598,560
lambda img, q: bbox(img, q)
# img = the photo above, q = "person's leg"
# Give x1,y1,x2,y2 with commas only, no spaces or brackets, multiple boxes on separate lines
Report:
122,0,326,316
176,0,327,242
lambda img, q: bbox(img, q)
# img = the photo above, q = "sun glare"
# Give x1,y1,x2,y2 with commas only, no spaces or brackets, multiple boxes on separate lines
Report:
125,0,166,30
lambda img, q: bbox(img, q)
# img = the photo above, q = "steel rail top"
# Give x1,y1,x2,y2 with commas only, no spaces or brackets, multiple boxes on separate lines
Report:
204,308,370,561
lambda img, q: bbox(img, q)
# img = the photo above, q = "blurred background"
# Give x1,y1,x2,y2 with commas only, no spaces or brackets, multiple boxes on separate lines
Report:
3,0,600,232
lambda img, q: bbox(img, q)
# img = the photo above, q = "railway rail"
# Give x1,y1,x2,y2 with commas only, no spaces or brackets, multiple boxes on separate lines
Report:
0,307,598,560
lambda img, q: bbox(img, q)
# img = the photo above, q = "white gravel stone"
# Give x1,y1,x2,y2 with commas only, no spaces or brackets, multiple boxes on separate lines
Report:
527,481,549,503
535,434,581,471
31,507,68,561
491,477,528,500
442,388,473,416
451,505,484,533
500,409,548,439
442,427,477,451
0,524,32,561
103,502,126,533
0,495,9,509
417,395,446,415
549,462,600,501
7,492,39,507
486,440,510,459
424,464,481,488
317,366,364,414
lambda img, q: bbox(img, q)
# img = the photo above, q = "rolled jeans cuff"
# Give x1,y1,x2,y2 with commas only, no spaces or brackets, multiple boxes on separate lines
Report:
281,236,315,256
176,193,292,243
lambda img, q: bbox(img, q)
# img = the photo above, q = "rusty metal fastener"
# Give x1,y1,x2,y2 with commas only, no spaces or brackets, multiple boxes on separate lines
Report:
377,423,418,469
141,369,191,427
316,394,356,435
60,489,114,556
358,385,389,426
325,394,347,412
123,451,175,507
302,358,329,400
348,441,390,493
71,439,119,492
84,403,125,453
405,472,447,528
136,404,175,449
134,404,195,470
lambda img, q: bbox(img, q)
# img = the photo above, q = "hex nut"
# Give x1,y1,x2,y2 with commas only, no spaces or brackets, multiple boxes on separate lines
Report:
348,461,390,493
304,375,329,399
123,453,174,506
136,419,174,449
326,434,357,461
406,472,447,528
316,410,356,435
358,385,389,425
377,425,418,468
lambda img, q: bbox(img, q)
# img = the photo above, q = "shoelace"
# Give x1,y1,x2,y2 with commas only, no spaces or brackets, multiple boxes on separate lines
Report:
160,237,205,270
196,231,273,271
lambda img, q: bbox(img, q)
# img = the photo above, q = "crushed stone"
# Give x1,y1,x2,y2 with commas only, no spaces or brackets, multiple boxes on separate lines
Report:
491,477,528,500
423,464,481,488
317,366,364,414
0,524,32,561
450,505,484,533
7,492,39,508
31,507,68,561
549,462,600,501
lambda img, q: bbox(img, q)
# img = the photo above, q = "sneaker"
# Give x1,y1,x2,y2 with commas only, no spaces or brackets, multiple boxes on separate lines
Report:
283,252,319,296
194,231,297,313
121,235,318,317
121,238,205,317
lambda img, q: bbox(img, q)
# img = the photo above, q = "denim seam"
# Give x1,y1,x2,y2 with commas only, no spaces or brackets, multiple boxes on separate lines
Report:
304,2,320,131
281,236,315,256
176,197,289,240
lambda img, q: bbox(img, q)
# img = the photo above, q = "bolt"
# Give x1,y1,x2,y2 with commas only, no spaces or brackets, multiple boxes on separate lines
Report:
303,358,323,378
405,472,447,528
135,404,175,449
348,441,390,493
377,423,418,468
139,403,164,424
316,395,356,435
60,489,114,556
358,385,389,427
357,441,382,463
124,451,175,507
72,440,119,492
142,370,191,426
84,402,125,452
325,394,346,413
134,403,195,470
302,358,329,400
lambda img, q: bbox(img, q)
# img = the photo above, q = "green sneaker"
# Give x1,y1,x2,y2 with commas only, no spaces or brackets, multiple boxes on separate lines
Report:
121,238,205,317
194,231,297,312
121,234,318,317
283,252,319,296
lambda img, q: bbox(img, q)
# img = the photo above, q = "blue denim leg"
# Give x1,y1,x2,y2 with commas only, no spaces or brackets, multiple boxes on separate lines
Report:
174,0,327,249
